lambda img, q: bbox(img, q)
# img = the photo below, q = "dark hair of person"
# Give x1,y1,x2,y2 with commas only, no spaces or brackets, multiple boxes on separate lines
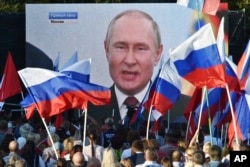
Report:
87,129,97,157
20,140,39,167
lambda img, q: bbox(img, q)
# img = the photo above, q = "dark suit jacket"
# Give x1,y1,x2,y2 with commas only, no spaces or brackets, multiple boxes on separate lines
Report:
87,85,148,129
129,152,145,166
87,85,121,127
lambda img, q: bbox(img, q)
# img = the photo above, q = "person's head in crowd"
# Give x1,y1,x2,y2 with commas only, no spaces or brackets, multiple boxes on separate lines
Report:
56,158,67,167
144,147,158,162
17,137,26,151
54,141,64,156
161,156,172,167
209,145,222,161
62,136,75,155
164,133,173,144
20,140,38,167
110,134,124,150
171,149,184,162
8,155,25,167
126,129,140,146
47,132,60,147
148,138,161,150
105,117,114,129
138,124,155,139
102,147,118,167
190,141,201,151
177,139,188,153
72,151,86,167
26,131,40,144
87,157,101,167
87,128,98,144
192,150,206,166
104,9,163,96
185,147,195,162
19,123,33,138
8,140,18,153
202,142,211,160
48,125,56,134
69,144,83,160
141,138,149,152
131,139,144,153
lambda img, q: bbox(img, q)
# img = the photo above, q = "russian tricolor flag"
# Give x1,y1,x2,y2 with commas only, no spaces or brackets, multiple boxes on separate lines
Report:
225,57,241,92
143,63,182,120
170,23,226,89
18,68,110,118
20,59,92,119
237,39,250,94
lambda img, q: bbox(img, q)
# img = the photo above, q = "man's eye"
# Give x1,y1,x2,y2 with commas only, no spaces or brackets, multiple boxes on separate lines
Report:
138,47,145,50
114,45,126,50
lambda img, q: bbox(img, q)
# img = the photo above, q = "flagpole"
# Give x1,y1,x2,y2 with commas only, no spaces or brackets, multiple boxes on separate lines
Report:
197,86,206,135
204,86,213,145
221,124,224,146
167,111,170,130
146,105,153,140
20,91,26,116
225,84,239,145
195,0,201,29
41,118,59,160
82,108,87,152
185,112,192,141
224,123,229,147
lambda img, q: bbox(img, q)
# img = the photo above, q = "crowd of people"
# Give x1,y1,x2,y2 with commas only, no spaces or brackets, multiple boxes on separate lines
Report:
0,109,249,167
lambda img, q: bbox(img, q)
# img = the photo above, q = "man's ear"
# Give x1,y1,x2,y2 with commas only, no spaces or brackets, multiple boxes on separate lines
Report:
104,40,109,59
155,44,163,66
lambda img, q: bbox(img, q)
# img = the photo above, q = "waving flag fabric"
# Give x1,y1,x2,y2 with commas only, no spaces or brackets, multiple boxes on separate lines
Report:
228,93,250,144
225,57,241,92
170,23,226,88
60,51,78,70
177,0,220,15
184,87,227,138
0,52,22,101
143,63,182,120
60,59,91,83
215,91,240,128
20,95,36,119
184,87,202,139
197,88,225,126
217,17,226,63
130,56,166,124
237,39,250,94
20,59,92,119
18,68,110,118
53,53,60,71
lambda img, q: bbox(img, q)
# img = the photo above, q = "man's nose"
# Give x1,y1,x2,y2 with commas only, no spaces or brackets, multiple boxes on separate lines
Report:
124,49,136,64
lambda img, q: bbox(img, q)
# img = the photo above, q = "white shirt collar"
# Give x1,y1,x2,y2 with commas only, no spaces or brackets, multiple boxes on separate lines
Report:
114,82,150,120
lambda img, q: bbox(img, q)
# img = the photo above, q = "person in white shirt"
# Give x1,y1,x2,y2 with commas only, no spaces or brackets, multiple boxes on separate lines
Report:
136,147,163,167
